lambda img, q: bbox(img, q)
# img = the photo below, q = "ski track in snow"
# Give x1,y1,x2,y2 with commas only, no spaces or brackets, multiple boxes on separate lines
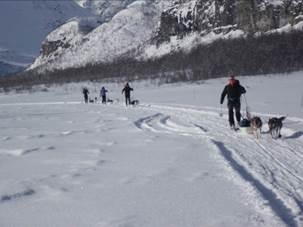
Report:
135,103,303,226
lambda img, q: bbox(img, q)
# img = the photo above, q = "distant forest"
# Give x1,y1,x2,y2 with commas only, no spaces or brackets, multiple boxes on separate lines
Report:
1,30,303,91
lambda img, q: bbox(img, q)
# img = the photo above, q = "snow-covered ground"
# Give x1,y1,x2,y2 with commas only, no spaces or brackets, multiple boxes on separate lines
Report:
0,71,303,227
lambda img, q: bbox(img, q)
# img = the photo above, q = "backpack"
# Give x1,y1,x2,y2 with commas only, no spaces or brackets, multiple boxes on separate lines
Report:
240,118,250,127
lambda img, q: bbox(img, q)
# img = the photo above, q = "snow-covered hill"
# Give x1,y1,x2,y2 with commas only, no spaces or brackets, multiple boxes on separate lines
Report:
26,0,303,74
0,71,302,226
75,0,138,22
0,0,170,74
0,0,92,75
29,0,172,72
2,0,302,76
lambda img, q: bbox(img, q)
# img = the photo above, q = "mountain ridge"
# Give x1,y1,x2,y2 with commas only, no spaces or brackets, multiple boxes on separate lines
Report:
29,0,303,73
0,0,93,75
1,0,303,85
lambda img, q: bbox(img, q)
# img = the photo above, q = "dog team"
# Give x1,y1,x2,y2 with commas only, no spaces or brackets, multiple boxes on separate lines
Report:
221,72,286,139
82,82,139,106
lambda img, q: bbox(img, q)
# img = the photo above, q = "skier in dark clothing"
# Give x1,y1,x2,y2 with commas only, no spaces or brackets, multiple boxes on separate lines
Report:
122,83,133,106
82,87,89,104
220,74,246,129
100,86,108,104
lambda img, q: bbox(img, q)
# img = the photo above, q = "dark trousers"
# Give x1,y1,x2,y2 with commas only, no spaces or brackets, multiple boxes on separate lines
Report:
228,102,241,126
125,96,131,106
102,95,106,104
84,94,88,103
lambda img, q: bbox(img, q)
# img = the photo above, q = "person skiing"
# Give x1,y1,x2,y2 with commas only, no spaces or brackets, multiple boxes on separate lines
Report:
100,86,108,104
122,82,133,106
220,72,246,130
82,87,89,104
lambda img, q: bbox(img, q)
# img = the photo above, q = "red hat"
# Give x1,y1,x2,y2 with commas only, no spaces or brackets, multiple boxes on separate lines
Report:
229,78,237,86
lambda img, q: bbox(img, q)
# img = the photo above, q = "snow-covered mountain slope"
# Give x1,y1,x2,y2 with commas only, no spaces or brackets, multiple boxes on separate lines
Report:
75,0,138,22
29,0,172,72
0,0,92,75
28,0,303,74
0,71,302,226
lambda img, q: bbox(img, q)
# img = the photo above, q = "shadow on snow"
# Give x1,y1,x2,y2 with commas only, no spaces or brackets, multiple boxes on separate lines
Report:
212,139,298,227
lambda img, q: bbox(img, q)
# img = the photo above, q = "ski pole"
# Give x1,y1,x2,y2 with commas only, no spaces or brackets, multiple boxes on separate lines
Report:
243,94,248,107
243,94,251,119
219,104,223,117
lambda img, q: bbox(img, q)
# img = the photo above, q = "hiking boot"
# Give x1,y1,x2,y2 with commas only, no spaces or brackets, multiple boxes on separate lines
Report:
236,121,241,128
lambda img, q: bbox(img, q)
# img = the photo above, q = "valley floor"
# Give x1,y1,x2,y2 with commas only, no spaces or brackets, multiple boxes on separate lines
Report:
0,72,302,227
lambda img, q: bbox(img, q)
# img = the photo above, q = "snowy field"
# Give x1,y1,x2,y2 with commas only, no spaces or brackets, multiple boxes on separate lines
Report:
0,72,303,227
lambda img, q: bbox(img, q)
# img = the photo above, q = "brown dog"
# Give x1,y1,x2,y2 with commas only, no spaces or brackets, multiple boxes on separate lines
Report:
250,116,263,139
268,116,286,139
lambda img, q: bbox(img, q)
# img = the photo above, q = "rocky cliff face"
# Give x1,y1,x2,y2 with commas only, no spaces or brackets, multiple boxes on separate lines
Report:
155,0,303,43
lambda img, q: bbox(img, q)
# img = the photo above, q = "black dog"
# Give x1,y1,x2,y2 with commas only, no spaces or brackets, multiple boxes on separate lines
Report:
130,100,139,106
107,99,114,104
89,97,98,103
268,116,286,139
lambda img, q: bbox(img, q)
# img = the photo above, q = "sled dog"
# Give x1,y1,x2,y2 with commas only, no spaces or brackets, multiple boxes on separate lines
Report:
130,100,139,106
268,116,286,139
107,99,114,104
250,116,262,139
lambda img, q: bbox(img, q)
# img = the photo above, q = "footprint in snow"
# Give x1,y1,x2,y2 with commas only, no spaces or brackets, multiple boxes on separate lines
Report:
188,172,212,182
46,146,56,150
34,134,45,138
120,177,136,185
94,141,116,147
0,136,11,141
60,131,73,136
22,148,40,155
117,117,129,121
0,189,35,203
0,148,39,156
41,146,56,151
96,159,107,166
23,134,46,139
